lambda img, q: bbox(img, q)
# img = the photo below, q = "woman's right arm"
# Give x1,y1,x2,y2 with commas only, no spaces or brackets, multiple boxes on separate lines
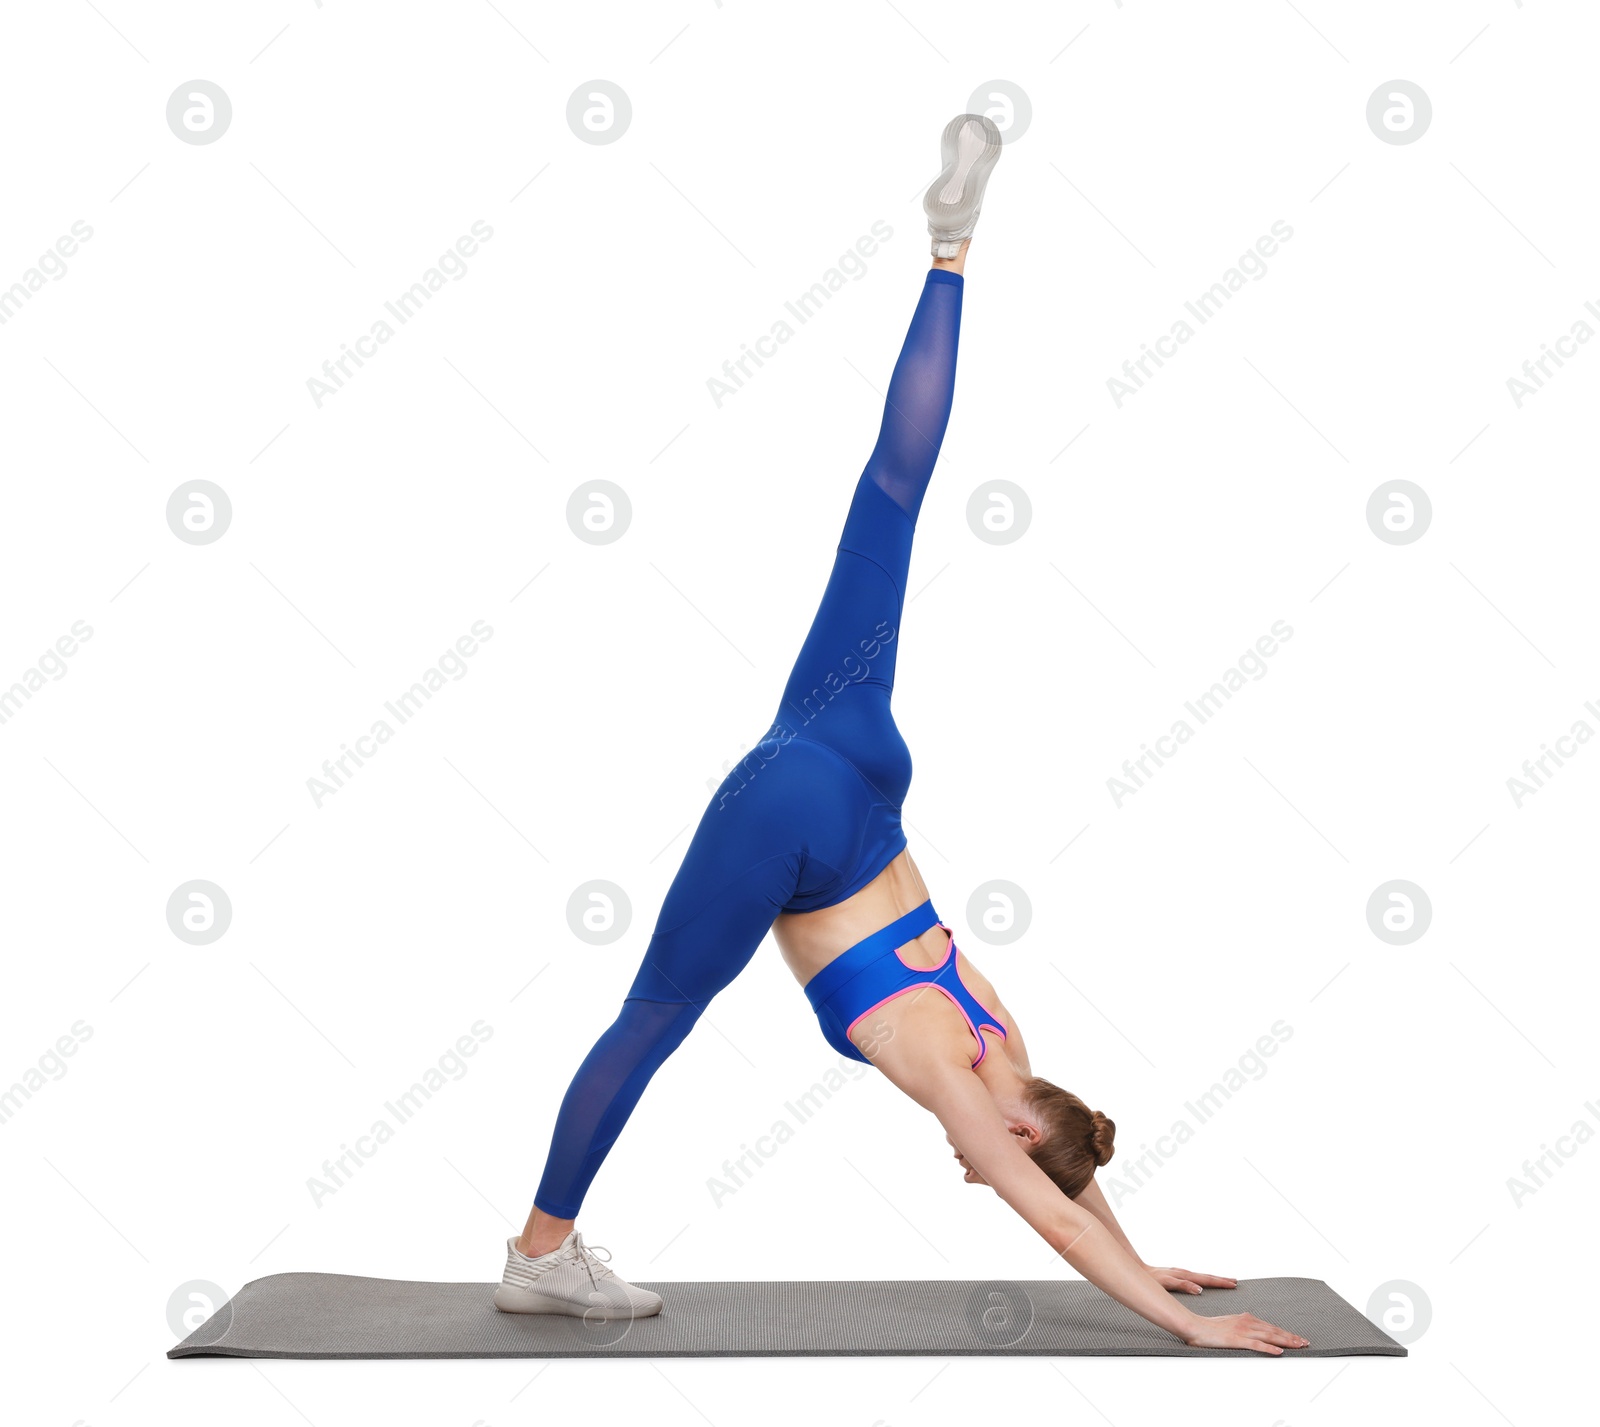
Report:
914,1061,1306,1354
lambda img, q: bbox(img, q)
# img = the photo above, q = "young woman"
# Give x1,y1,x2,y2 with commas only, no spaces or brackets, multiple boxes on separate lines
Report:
496,115,1308,1356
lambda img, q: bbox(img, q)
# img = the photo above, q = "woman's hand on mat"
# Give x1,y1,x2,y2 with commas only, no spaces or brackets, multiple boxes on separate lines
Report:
1181,1311,1308,1354
1145,1265,1238,1295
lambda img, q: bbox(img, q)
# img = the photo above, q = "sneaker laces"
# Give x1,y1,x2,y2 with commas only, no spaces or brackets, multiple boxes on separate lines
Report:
562,1233,616,1288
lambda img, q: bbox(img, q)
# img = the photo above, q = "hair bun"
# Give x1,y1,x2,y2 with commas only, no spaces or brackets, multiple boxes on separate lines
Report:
1088,1109,1116,1167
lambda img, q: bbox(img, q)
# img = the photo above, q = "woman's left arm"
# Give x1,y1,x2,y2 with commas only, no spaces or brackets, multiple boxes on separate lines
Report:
1074,1176,1237,1296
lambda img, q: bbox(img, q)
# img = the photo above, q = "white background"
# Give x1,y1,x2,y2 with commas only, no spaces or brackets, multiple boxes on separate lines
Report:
2,1,1595,1424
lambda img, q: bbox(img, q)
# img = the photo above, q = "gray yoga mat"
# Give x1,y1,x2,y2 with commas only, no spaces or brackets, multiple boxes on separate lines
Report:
168,1274,1404,1359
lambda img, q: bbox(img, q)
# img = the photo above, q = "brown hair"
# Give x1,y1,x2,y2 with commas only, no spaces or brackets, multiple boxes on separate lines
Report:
1021,1077,1115,1199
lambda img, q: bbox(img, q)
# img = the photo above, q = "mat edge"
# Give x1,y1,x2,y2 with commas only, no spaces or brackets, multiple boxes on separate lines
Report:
170,1345,1408,1361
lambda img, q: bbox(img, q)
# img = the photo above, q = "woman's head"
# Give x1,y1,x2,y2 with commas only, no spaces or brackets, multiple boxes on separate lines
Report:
944,1077,1116,1194
1019,1077,1115,1199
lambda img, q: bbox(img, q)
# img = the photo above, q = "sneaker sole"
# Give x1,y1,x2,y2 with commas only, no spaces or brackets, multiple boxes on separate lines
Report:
493,1284,663,1318
923,113,1003,242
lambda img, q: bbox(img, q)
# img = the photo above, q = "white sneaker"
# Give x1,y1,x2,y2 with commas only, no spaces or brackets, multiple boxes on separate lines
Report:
493,1231,663,1320
923,113,1004,258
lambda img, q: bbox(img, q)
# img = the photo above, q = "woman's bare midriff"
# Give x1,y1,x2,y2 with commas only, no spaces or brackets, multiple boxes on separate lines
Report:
772,849,952,985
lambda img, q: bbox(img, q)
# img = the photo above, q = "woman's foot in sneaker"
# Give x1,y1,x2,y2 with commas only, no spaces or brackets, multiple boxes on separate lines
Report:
923,113,1003,258
493,1230,663,1319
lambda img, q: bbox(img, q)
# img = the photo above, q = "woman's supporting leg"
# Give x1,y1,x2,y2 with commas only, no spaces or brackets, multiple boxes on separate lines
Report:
520,1000,700,1249
525,846,800,1244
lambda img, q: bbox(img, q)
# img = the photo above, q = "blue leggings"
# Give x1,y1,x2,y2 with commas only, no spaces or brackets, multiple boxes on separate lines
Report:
535,269,964,1217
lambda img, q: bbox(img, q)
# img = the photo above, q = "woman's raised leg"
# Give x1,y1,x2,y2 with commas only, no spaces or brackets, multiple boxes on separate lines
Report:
774,248,968,777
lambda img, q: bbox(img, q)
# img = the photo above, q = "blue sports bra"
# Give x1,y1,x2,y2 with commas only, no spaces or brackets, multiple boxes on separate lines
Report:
803,900,1008,1066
